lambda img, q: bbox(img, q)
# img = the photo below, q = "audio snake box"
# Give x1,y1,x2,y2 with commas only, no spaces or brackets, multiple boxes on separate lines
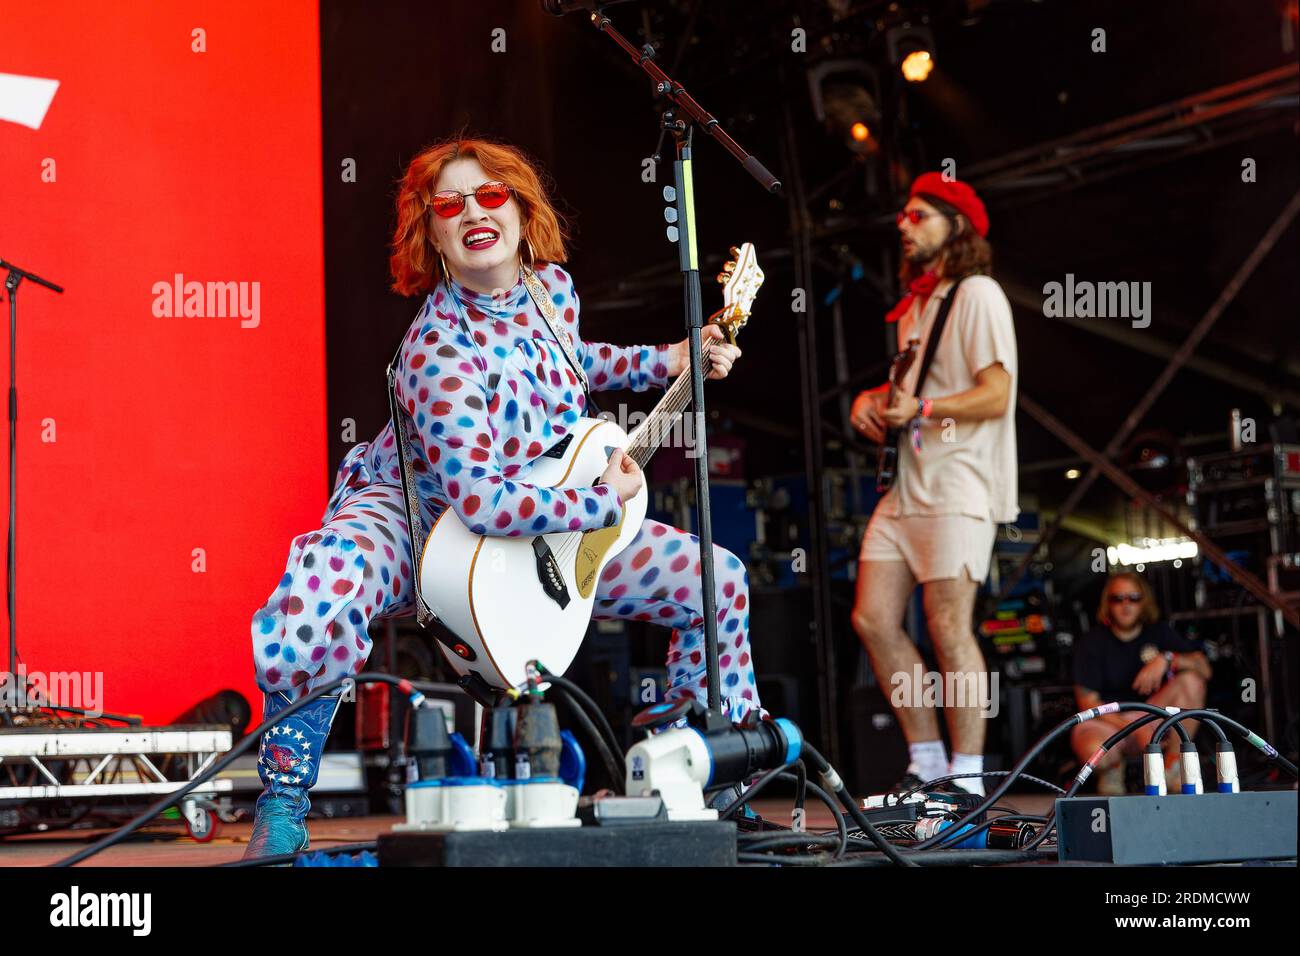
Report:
377,821,737,867
1055,791,1296,865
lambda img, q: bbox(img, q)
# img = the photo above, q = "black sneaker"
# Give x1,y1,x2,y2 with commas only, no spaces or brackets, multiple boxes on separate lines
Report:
889,773,979,800
890,772,927,797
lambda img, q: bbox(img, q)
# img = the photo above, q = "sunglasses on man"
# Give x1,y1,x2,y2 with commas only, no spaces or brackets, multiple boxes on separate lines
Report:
1107,592,1143,604
896,208,941,226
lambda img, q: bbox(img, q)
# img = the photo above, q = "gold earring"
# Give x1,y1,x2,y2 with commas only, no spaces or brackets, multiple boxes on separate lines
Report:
437,250,450,290
521,236,536,272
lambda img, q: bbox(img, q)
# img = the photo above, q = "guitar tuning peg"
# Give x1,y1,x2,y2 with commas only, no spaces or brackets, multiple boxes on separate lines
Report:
716,272,728,284
729,245,740,257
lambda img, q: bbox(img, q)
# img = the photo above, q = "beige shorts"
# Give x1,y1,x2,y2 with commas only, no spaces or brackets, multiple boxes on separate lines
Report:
859,508,997,584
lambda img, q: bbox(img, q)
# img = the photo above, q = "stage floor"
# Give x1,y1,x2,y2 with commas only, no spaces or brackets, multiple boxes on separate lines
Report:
0,793,1058,867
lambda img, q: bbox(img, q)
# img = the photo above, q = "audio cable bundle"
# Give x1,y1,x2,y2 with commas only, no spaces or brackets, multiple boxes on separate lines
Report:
41,674,1297,868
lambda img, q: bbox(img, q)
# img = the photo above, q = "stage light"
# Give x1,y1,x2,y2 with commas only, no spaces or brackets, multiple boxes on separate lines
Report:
886,23,936,83
823,82,881,155
807,59,882,156
900,50,933,83
1065,468,1081,479
1106,538,1198,567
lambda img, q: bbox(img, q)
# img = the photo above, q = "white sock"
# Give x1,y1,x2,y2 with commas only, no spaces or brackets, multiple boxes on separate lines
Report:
906,740,949,783
949,752,985,795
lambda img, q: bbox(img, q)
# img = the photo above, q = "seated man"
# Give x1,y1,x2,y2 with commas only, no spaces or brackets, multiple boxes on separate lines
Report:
1070,571,1211,794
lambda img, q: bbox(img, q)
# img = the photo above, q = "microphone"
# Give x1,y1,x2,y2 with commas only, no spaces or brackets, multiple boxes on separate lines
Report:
541,0,635,16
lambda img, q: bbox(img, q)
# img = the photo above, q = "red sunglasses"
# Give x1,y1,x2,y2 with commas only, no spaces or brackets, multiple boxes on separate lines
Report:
897,208,939,226
428,181,514,218
1108,592,1143,604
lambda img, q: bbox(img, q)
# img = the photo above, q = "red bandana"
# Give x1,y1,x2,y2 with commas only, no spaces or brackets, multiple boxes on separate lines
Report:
885,271,939,324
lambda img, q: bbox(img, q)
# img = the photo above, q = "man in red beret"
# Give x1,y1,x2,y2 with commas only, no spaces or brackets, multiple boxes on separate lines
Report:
848,171,1018,797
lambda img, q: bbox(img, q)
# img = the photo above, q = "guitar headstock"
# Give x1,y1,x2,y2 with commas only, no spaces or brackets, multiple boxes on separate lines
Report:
890,340,920,386
711,242,764,345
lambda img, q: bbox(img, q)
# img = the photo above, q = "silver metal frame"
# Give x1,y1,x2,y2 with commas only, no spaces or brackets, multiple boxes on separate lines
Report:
0,726,233,802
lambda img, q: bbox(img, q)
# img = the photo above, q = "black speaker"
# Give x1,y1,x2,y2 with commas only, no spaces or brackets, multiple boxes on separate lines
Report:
170,689,252,738
747,584,819,734
847,684,910,796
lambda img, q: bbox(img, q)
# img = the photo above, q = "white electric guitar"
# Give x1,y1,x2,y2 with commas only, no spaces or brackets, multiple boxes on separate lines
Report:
418,244,764,690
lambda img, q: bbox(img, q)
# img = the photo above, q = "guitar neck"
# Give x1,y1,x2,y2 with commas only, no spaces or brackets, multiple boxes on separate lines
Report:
625,338,720,470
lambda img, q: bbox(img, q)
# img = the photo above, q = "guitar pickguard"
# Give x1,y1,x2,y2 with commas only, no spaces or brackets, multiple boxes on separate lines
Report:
573,505,626,598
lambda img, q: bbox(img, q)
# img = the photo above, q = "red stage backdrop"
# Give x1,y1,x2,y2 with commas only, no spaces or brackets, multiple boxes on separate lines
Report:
0,2,326,724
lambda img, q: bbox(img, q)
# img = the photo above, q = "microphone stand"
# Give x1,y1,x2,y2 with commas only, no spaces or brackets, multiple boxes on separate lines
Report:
571,8,781,716
0,258,64,714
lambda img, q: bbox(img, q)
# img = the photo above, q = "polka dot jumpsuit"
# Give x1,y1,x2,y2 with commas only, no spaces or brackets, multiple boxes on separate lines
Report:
251,265,762,722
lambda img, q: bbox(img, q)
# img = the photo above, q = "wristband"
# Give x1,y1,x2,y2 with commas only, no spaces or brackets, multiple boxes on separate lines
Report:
917,398,933,419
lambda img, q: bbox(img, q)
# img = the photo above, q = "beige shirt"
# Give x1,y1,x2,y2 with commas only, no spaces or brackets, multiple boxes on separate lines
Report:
882,274,1019,523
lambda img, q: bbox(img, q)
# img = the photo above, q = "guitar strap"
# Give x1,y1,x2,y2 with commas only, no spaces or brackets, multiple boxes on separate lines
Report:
910,274,969,398
521,267,598,413
386,339,437,627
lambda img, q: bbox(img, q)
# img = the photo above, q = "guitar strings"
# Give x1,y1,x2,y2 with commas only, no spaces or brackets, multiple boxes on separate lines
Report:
549,341,711,565
549,338,719,566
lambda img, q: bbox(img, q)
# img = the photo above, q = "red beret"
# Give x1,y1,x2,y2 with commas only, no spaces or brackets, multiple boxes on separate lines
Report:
910,171,989,238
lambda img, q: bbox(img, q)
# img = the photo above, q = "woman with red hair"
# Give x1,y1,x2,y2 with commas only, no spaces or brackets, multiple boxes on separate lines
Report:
243,138,761,858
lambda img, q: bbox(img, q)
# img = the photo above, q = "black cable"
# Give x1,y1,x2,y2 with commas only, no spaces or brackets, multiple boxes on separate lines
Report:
718,762,793,819
902,772,1060,852
1149,708,1297,776
777,772,848,859
1022,712,1166,852
799,742,917,866
829,846,1055,867
910,702,1192,851
721,769,848,860
780,706,1288,859
545,681,625,791
738,832,840,853
898,769,1066,801
532,665,624,763
48,673,431,868
738,850,830,866
974,707,1261,854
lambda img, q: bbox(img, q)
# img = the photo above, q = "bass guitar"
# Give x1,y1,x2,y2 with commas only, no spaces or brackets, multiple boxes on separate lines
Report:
875,338,918,493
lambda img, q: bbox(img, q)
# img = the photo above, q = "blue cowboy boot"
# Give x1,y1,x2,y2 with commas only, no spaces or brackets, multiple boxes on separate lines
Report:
243,690,343,860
